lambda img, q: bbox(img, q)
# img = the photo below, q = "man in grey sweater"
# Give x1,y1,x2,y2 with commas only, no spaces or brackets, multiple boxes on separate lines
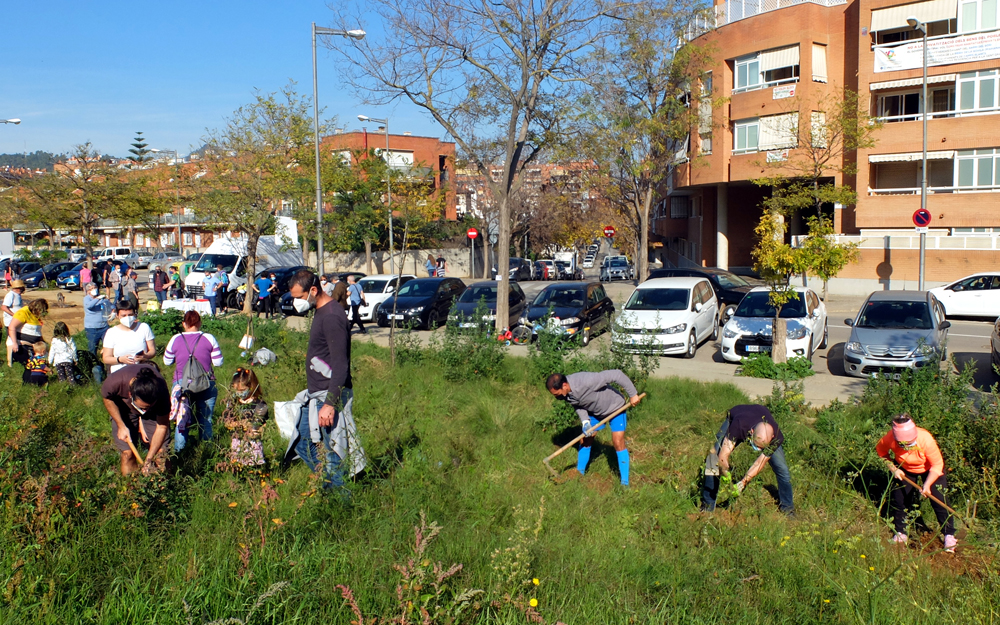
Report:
546,370,641,486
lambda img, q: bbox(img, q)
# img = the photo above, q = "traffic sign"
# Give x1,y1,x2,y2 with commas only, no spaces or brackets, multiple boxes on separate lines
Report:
912,208,931,227
467,228,479,239
603,225,616,238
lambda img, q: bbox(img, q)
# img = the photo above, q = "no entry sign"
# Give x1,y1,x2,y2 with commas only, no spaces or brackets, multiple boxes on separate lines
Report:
912,209,931,228
603,225,616,238
467,228,479,239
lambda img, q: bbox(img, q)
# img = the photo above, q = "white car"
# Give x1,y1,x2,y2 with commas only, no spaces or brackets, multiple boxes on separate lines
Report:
582,254,595,268
612,277,719,357
929,272,1000,318
356,274,417,321
720,286,828,362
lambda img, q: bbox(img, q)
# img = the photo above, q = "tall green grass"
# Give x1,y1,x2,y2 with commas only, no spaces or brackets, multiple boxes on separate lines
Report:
0,317,998,624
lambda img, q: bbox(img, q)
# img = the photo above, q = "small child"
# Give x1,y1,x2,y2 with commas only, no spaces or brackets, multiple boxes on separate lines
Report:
25,341,49,386
48,322,80,384
220,367,269,470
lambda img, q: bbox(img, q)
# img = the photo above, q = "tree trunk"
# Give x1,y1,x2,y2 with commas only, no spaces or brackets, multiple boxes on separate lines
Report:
389,221,410,367
243,233,259,315
772,308,788,364
639,187,653,282
364,238,373,275
495,195,510,333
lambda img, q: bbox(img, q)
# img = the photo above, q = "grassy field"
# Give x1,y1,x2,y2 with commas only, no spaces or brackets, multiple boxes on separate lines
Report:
1,313,999,624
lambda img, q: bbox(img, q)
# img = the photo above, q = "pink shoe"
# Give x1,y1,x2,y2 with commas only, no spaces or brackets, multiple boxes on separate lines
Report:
891,532,908,544
943,535,957,553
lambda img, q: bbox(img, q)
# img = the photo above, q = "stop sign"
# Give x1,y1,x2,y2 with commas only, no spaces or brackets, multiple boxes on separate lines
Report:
603,225,616,238
467,228,479,239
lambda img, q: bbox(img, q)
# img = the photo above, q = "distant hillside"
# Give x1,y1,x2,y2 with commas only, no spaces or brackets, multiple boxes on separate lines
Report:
0,151,65,171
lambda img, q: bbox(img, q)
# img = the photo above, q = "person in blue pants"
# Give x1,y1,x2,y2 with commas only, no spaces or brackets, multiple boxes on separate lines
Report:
547,370,641,486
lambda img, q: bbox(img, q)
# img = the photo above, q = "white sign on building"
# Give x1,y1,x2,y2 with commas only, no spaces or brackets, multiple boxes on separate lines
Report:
875,30,1000,72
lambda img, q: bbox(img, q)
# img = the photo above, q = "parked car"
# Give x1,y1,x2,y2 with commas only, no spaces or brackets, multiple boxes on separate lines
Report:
240,265,307,313
929,272,1000,318
12,261,41,277
600,258,633,282
151,251,184,265
354,274,416,321
185,252,203,261
612,277,719,358
130,248,155,269
647,267,756,322
449,281,527,329
532,260,551,281
991,316,1000,373
720,286,828,362
843,290,950,379
66,248,88,262
582,254,595,269
376,277,466,330
537,259,558,280
588,244,600,254
20,261,77,289
95,247,132,262
519,281,615,346
56,261,113,290
508,257,532,281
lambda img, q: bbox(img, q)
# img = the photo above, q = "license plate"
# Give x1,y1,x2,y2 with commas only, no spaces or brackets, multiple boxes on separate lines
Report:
389,314,406,320
746,345,770,353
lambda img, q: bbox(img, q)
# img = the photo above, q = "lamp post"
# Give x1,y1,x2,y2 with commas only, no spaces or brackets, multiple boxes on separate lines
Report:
312,24,365,276
908,15,928,290
1,119,20,125
357,114,394,274
151,148,183,255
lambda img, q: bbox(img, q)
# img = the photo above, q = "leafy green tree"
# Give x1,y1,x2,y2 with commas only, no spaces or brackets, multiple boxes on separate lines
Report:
751,210,810,364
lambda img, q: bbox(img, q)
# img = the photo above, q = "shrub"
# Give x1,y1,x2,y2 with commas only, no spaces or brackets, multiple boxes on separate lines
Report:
435,302,508,381
737,353,814,380
139,309,183,338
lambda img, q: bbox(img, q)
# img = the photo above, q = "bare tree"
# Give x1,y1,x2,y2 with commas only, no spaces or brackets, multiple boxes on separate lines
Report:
331,0,633,332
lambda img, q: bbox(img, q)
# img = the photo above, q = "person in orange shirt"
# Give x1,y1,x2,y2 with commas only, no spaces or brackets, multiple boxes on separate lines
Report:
875,413,956,552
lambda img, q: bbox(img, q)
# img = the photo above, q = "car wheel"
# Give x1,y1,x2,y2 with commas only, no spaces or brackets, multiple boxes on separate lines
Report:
580,326,591,346
378,318,388,328
711,319,719,341
426,310,440,330
819,322,829,349
684,330,698,359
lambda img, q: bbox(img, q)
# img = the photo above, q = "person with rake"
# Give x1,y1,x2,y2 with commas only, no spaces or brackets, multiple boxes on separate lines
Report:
546,370,641,487
701,404,795,515
876,413,957,552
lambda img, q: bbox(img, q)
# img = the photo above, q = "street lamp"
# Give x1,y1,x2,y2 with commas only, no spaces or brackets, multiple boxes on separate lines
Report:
312,24,365,276
150,148,184,256
357,114,394,274
908,15,928,290
1,119,20,125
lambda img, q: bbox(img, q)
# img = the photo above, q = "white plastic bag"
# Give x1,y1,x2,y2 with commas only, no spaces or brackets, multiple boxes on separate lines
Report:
273,401,298,440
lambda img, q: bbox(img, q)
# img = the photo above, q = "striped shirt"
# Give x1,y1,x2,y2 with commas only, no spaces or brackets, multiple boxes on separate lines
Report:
163,331,223,384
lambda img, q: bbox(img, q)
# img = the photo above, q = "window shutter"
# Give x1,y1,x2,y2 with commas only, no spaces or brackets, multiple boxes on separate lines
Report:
758,113,798,151
758,45,800,72
812,44,828,83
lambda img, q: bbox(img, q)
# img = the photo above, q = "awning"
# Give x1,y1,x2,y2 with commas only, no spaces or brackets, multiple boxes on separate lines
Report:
870,73,956,90
870,0,957,31
759,45,800,72
812,44,828,82
869,150,956,163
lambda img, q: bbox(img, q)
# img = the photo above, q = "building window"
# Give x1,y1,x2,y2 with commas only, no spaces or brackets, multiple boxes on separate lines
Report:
183,232,193,246
670,196,690,219
698,72,712,154
877,91,922,122
759,113,798,151
958,70,999,112
734,118,759,154
812,44,828,83
960,0,998,33
735,54,761,91
956,148,1000,189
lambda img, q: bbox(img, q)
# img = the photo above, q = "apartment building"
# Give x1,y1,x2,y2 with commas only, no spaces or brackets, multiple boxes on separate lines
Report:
663,0,1000,290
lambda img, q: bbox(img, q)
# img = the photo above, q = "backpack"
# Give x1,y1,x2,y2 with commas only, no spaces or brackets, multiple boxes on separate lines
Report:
179,333,212,394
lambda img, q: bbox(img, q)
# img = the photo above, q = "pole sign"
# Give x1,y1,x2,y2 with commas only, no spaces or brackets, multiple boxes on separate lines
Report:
912,209,931,228
467,228,479,239
603,225,616,238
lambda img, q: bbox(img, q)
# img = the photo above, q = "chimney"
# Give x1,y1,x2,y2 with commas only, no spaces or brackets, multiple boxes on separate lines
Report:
403,131,412,136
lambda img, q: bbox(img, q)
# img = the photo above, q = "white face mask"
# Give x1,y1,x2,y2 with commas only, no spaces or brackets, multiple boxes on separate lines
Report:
120,315,135,327
292,291,315,313
89,289,98,296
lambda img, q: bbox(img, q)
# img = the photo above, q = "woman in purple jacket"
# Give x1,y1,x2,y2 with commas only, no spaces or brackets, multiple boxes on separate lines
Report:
163,310,224,451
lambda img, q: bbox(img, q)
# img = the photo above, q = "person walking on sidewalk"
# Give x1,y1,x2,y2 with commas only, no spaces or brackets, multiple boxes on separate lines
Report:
877,414,957,552
346,275,367,334
546,370,641,487
701,404,795,515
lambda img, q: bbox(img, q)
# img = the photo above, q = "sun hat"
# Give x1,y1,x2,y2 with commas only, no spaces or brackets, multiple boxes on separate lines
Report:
9,279,25,289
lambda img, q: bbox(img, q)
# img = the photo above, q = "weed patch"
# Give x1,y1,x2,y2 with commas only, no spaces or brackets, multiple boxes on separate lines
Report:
737,353,815,380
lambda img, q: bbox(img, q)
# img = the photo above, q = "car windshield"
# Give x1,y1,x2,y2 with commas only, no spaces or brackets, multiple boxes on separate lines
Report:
713,272,750,289
855,301,933,330
609,260,628,268
734,292,807,318
626,288,690,311
533,287,585,308
396,281,439,297
70,263,84,271
509,259,521,267
360,279,388,293
195,254,237,272
43,263,64,272
459,285,498,303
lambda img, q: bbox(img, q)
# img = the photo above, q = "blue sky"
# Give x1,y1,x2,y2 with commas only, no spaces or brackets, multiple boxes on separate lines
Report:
0,1,443,158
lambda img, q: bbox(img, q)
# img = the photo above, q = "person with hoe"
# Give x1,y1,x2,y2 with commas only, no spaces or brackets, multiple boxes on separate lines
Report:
546,370,641,487
101,363,171,475
701,404,795,515
876,413,957,552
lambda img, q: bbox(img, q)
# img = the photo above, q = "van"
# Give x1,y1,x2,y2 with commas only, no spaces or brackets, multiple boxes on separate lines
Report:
96,247,132,262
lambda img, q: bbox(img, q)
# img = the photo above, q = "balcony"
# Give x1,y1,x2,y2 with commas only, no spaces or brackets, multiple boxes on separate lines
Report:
715,0,846,27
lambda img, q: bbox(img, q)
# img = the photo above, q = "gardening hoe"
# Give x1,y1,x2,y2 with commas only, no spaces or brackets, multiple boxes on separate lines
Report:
542,393,645,479
888,462,968,526
126,439,145,466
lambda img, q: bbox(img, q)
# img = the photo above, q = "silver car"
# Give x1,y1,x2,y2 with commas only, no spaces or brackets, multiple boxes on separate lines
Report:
843,290,951,379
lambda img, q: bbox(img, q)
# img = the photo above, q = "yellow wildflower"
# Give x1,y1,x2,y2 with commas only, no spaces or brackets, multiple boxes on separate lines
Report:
228,502,238,508
533,578,540,586
529,598,538,608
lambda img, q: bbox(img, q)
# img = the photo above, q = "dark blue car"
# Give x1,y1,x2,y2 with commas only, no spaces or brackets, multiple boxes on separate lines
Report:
376,277,466,330
21,261,77,289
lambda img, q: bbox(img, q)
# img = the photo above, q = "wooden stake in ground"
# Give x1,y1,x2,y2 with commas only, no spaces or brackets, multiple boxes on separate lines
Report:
542,393,645,478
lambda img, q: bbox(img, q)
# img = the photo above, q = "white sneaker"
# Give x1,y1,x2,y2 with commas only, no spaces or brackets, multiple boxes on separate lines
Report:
944,535,958,553
891,532,908,544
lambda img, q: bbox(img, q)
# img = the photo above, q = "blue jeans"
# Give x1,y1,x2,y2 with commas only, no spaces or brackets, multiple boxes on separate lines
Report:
207,295,217,316
85,326,108,354
174,381,218,452
293,401,347,490
155,290,166,305
701,417,794,513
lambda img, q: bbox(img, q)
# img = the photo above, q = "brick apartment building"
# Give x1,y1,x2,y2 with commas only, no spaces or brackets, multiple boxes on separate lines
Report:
662,0,1000,292
321,130,457,220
